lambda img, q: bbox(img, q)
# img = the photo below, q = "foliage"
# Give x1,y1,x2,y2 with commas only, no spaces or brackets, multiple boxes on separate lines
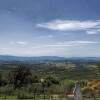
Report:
82,80,100,96
0,85,14,95
88,81,100,95
44,75,59,87
0,61,99,99
8,65,32,88
16,89,34,99
97,63,100,78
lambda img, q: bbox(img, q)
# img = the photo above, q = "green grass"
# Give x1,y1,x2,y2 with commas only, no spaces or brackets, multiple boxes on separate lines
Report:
0,94,100,100
0,96,17,99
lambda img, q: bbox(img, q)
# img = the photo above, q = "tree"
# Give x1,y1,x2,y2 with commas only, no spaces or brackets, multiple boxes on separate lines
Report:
96,63,100,79
87,81,100,96
45,75,59,98
0,73,2,86
44,75,59,87
0,73,7,86
9,65,32,88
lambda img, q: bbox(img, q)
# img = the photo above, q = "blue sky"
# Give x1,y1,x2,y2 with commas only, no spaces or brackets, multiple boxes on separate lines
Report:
0,0,100,57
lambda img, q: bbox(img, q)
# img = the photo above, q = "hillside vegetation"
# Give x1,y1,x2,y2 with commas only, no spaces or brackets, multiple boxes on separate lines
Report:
0,61,99,99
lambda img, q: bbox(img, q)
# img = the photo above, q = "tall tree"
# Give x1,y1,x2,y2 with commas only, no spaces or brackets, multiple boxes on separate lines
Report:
9,65,32,88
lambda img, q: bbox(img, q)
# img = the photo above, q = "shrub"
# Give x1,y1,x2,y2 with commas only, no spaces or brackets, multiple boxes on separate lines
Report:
0,85,14,95
17,90,34,99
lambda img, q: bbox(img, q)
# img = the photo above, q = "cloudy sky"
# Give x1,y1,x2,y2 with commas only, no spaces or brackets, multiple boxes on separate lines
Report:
0,0,100,57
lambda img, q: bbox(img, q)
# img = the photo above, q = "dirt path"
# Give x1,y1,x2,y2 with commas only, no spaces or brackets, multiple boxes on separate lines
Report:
74,83,83,100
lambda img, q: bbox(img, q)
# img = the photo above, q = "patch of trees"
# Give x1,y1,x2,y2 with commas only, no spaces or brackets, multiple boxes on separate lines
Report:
8,65,32,88
0,65,60,99
0,61,99,99
82,80,100,97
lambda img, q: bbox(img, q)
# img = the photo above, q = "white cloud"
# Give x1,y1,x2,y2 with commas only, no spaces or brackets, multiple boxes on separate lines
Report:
17,41,27,45
36,19,100,34
66,41,98,44
32,40,99,49
48,35,54,38
9,41,27,45
56,40,98,47
1,47,14,50
1,40,99,57
87,29,100,34
37,20,100,31
39,35,54,39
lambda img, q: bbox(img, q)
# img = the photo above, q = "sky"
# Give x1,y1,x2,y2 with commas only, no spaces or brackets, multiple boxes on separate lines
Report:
0,0,100,57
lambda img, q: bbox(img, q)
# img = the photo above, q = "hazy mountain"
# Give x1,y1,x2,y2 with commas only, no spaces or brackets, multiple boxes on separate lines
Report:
0,55,65,61
0,55,100,62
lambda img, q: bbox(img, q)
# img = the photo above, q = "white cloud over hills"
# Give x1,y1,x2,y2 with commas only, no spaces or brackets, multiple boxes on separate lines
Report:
37,20,100,34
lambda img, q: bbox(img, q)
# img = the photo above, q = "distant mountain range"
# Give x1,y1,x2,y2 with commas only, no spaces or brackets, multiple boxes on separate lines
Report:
0,55,100,62
0,55,65,61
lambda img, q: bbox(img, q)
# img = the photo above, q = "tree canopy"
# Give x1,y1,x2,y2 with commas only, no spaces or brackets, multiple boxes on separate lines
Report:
9,65,32,88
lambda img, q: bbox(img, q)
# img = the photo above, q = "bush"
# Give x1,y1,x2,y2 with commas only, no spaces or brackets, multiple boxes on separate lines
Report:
17,90,34,99
0,85,14,95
